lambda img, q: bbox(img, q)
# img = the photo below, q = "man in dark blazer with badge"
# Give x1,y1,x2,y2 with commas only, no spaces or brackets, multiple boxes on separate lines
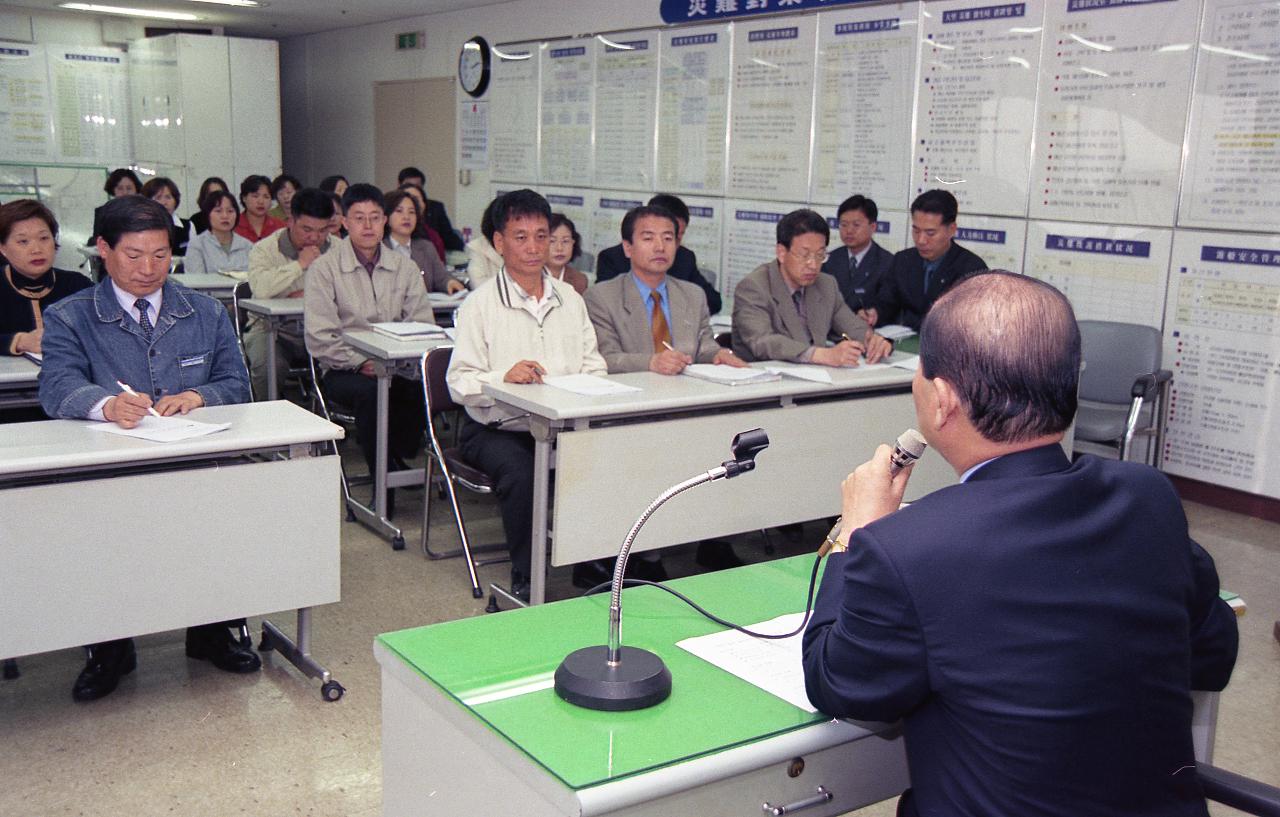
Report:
803,270,1238,817
821,194,894,326
876,189,987,330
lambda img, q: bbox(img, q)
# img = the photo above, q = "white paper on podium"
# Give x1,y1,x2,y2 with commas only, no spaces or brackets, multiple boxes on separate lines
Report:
542,374,642,396
676,612,816,712
87,414,231,443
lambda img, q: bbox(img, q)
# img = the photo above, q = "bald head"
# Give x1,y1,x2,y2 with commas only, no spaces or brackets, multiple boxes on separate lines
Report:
920,271,1080,443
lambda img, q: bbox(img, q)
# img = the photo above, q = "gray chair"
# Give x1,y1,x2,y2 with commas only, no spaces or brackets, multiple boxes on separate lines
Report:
1200,764,1280,816
230,281,254,397
419,346,508,599
1074,320,1172,467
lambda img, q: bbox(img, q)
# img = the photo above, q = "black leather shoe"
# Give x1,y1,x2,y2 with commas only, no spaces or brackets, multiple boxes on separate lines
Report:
572,559,615,590
696,540,745,571
72,638,137,702
629,558,669,583
509,572,531,603
185,625,262,674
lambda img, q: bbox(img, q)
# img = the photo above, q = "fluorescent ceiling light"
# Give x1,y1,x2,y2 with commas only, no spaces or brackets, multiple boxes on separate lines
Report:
186,0,262,5
59,3,201,20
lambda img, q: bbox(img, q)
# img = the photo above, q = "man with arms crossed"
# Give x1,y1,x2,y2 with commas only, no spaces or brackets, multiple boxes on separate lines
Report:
245,187,336,399
40,195,257,701
732,208,891,365
821,194,893,326
803,271,1238,816
875,188,986,331
447,190,606,602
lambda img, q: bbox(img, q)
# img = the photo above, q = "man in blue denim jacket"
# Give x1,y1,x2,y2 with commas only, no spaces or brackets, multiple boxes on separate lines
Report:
39,195,259,702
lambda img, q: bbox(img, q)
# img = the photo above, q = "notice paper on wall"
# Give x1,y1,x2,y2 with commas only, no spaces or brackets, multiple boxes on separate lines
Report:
677,612,816,712
88,415,231,443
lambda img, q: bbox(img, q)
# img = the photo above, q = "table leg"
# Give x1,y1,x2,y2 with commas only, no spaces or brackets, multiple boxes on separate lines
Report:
265,317,279,401
530,419,553,605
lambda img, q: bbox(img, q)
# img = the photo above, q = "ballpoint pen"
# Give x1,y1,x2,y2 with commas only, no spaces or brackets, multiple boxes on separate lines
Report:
115,380,163,418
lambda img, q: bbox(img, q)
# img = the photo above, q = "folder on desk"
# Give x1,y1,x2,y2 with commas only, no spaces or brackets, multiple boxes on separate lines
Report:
371,321,448,339
681,364,781,386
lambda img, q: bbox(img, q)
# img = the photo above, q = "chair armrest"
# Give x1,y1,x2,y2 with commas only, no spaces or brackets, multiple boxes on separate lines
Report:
1131,369,1173,399
1199,763,1280,816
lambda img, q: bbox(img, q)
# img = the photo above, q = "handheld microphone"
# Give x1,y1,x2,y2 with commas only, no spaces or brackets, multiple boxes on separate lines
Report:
818,429,927,557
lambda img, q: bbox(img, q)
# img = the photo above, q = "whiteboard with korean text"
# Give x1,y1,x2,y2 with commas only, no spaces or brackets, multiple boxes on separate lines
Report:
593,31,659,192
489,42,539,183
657,25,732,196
540,38,594,187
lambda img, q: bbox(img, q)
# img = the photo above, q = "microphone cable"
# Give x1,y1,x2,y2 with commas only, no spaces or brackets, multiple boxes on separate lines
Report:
580,552,824,640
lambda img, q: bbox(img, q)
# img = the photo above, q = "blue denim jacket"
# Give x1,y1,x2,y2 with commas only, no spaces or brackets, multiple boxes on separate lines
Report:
39,277,250,418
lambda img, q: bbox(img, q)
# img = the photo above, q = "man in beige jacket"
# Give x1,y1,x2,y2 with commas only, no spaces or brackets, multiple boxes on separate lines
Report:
304,183,435,492
244,188,336,398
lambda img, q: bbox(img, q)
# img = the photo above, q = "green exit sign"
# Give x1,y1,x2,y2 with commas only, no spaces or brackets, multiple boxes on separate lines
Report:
396,31,425,50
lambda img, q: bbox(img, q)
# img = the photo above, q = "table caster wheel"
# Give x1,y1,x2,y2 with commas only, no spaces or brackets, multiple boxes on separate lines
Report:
485,594,500,613
321,680,345,702
392,535,406,551
257,634,274,652
346,508,356,522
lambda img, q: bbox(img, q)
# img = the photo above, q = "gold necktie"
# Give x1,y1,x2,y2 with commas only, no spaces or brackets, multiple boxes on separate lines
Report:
651,292,672,353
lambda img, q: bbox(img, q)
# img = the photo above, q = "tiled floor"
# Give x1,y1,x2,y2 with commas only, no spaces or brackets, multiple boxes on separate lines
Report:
2,479,1276,816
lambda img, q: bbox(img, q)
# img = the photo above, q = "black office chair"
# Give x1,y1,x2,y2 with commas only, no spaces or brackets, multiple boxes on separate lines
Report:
419,347,508,599
1199,764,1280,816
1073,320,1172,467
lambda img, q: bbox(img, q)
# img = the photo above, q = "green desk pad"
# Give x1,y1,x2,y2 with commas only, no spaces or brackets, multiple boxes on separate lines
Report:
378,555,826,790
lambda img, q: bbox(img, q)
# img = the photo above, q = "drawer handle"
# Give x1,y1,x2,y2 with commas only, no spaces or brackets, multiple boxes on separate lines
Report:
762,785,833,815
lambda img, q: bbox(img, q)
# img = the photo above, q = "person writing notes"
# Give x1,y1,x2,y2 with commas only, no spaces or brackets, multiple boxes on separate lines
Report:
38,195,257,702
732,208,891,366
586,204,742,376
802,271,1237,817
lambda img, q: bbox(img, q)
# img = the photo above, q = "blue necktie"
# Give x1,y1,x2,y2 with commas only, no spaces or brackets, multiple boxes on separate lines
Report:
923,261,940,294
135,298,154,342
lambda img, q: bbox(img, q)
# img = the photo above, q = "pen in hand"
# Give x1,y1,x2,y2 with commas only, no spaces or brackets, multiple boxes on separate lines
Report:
116,380,162,418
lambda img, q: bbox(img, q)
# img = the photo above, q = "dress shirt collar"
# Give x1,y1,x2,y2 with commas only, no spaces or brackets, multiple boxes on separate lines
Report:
353,244,381,276
960,457,998,482
629,272,669,308
850,244,871,267
109,278,162,324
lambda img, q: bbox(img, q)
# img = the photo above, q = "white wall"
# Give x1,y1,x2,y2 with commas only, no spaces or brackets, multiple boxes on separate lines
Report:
0,5,142,47
281,0,665,239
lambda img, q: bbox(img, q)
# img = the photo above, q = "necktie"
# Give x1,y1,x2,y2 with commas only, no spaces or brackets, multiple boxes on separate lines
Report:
792,289,807,322
650,292,672,353
135,298,154,342
923,261,939,294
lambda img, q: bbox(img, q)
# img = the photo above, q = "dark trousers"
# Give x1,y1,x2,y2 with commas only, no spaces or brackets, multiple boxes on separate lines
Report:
322,370,425,475
459,418,535,579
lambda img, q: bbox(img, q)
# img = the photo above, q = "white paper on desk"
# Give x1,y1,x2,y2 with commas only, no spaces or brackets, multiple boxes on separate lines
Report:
429,290,468,304
682,363,781,385
876,324,917,341
677,612,816,713
890,355,920,372
217,269,249,281
542,373,641,396
87,414,231,443
762,364,833,384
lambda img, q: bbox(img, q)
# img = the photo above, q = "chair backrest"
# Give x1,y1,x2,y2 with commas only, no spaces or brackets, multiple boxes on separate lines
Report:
422,346,459,419
1078,320,1161,404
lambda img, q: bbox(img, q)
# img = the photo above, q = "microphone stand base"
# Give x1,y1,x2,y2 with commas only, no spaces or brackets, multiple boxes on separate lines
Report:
554,646,672,711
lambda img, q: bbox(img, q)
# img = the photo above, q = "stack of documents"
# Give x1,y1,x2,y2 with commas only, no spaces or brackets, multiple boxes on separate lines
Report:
762,363,833,384
681,364,781,386
677,612,816,712
428,291,469,305
217,269,249,281
876,324,917,341
371,321,448,340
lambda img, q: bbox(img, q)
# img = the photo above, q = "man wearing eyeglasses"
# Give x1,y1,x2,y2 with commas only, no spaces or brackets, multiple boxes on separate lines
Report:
304,183,435,499
732,208,891,366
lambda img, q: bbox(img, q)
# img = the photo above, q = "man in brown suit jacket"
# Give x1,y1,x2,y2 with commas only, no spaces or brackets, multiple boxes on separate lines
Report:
586,205,743,374
732,209,891,365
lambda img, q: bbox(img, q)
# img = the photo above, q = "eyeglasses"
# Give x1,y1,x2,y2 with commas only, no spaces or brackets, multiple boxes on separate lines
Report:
347,213,386,227
787,248,829,266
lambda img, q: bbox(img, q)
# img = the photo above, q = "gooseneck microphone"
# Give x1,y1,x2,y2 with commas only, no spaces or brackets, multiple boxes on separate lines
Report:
818,429,928,558
554,428,770,711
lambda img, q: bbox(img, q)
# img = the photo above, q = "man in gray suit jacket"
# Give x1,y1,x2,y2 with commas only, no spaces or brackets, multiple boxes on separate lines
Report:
732,209,892,365
586,205,743,374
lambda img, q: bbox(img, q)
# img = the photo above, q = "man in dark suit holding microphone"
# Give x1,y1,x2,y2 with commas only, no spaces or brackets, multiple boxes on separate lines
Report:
803,270,1238,816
